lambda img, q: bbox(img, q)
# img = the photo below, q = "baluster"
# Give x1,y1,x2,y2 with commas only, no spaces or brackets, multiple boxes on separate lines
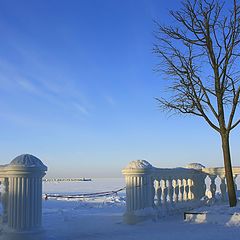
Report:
191,177,197,200
233,174,238,192
187,178,193,200
167,177,173,206
156,180,162,207
219,175,227,202
202,175,207,200
178,179,184,202
161,179,167,206
151,177,156,208
183,179,188,201
209,175,217,199
172,179,178,204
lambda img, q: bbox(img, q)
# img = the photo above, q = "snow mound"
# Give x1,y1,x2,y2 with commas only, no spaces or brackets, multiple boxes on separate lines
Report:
125,160,153,169
185,203,240,226
10,154,47,169
186,163,205,170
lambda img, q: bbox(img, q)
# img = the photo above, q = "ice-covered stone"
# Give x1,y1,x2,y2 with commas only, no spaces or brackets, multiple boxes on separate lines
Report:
10,154,47,169
125,160,152,169
186,163,205,170
2,154,48,232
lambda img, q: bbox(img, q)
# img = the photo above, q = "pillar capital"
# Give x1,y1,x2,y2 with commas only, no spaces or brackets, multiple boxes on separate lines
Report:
122,160,153,176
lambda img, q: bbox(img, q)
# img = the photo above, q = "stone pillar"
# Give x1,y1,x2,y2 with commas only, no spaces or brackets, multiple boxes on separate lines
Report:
122,160,154,224
4,154,47,232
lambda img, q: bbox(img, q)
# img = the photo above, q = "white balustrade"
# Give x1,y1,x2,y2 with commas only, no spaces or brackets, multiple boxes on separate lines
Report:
202,167,240,202
122,160,240,224
0,154,47,233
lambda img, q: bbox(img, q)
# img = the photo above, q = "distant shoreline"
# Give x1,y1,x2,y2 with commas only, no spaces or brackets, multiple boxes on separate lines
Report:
43,178,92,182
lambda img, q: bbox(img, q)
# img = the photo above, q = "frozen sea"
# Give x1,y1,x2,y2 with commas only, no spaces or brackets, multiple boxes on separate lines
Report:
43,178,126,195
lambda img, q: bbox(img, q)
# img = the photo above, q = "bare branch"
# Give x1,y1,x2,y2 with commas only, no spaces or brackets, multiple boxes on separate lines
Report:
154,0,240,135
228,86,240,130
231,118,240,130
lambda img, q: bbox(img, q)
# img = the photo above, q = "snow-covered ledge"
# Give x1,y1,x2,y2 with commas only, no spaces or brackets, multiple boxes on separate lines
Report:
122,160,240,224
0,154,47,232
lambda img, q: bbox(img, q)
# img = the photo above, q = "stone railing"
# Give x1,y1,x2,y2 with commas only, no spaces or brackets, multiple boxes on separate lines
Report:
0,154,47,233
202,167,240,201
122,160,240,224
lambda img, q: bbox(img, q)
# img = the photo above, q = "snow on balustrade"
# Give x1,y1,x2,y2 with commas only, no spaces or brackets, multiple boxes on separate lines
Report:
122,160,240,224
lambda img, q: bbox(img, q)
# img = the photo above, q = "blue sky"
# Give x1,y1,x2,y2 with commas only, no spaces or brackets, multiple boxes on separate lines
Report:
0,0,239,178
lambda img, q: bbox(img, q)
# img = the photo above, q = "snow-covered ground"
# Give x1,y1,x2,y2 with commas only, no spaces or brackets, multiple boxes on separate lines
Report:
185,203,240,226
1,178,240,240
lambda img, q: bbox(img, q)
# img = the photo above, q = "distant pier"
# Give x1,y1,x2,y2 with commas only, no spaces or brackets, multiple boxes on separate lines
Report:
43,178,92,182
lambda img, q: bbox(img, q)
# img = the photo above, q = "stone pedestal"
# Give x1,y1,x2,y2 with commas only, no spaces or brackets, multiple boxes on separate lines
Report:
4,154,47,232
122,160,154,224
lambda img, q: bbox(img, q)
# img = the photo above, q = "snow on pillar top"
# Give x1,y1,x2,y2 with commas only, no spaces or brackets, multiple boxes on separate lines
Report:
125,160,153,169
9,154,47,172
185,163,205,170
122,160,153,175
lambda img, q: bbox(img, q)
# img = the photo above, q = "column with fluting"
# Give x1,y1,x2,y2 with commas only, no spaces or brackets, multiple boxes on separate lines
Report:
5,154,47,232
122,160,154,224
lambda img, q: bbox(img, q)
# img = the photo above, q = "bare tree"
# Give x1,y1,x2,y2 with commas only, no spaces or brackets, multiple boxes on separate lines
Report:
154,0,240,207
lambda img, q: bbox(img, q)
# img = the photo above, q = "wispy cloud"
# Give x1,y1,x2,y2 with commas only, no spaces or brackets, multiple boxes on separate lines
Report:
0,49,93,118
17,78,40,94
0,108,40,128
104,95,116,106
73,102,89,116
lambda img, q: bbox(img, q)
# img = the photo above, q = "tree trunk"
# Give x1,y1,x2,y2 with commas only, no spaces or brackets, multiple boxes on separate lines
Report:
221,133,237,207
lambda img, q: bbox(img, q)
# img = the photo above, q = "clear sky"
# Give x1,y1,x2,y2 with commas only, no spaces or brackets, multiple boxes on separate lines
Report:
0,0,239,178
